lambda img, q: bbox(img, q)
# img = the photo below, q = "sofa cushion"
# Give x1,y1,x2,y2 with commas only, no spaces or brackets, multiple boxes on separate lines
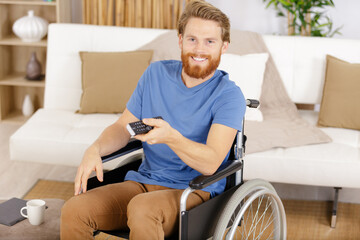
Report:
244,141,360,189
78,50,153,114
44,24,167,112
317,55,360,130
9,109,142,169
300,110,360,148
245,109,360,189
218,53,269,121
218,53,268,100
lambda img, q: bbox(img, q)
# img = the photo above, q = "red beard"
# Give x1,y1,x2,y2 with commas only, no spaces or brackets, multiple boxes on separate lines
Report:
181,52,221,79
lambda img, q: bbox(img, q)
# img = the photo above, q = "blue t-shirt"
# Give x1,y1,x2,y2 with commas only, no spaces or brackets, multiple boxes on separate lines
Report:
125,60,246,197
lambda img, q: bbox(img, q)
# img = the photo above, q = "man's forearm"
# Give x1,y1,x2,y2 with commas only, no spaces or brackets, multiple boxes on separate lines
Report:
86,108,139,158
167,131,222,175
134,119,237,176
89,122,130,157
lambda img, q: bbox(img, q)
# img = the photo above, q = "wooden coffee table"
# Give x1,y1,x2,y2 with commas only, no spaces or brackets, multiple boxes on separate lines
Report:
0,199,65,240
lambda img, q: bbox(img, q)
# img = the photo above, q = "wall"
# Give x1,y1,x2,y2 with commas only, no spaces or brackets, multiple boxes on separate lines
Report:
207,0,360,40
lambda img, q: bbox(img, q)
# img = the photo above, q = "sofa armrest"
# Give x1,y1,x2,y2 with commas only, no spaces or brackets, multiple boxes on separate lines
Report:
189,160,242,190
101,139,143,163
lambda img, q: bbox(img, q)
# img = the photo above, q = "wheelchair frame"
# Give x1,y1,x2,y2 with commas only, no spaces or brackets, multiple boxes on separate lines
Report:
88,99,287,240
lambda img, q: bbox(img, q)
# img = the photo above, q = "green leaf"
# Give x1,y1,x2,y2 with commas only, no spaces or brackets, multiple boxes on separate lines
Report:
263,0,339,37
265,0,275,9
278,0,292,7
311,29,322,36
317,23,331,28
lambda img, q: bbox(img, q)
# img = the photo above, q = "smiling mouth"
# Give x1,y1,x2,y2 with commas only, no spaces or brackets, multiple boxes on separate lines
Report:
191,56,207,62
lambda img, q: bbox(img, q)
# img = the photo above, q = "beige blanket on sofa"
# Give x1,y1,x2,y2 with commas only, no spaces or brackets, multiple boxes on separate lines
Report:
138,30,331,154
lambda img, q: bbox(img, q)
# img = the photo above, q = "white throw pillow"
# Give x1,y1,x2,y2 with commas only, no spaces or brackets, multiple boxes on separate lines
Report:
218,53,269,121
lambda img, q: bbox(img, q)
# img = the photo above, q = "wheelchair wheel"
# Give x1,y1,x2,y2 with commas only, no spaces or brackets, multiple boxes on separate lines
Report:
213,179,286,240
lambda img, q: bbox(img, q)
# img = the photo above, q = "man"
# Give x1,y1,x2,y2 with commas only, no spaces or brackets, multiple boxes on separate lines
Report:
61,1,246,239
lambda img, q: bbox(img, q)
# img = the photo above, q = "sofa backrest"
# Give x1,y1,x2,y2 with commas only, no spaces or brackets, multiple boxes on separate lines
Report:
263,35,360,104
45,24,360,110
44,24,167,111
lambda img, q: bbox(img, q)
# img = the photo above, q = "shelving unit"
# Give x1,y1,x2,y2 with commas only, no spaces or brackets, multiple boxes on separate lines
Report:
0,0,71,123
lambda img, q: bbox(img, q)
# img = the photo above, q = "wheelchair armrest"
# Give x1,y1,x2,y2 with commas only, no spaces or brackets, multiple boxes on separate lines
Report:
101,139,143,163
189,160,242,190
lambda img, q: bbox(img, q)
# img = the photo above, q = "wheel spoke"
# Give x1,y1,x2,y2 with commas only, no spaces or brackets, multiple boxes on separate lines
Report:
254,216,276,240
252,196,265,239
255,207,276,240
248,200,273,238
260,197,269,234
214,180,286,240
247,199,258,239
229,195,276,240
259,196,271,234
257,197,274,237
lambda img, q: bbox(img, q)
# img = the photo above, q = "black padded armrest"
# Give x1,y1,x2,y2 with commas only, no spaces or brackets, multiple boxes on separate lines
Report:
189,160,242,190
101,139,143,163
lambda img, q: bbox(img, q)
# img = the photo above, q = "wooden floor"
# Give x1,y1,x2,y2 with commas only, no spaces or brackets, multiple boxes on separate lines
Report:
284,200,360,239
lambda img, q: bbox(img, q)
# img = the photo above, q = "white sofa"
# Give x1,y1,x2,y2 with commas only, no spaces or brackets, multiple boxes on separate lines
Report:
10,24,360,202
245,36,360,190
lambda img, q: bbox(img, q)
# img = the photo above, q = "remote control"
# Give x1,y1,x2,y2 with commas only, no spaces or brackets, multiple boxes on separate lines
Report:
126,116,163,136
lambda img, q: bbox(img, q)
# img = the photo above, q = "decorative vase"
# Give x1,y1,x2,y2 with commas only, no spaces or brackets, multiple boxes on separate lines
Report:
26,52,42,80
12,10,49,42
22,95,34,117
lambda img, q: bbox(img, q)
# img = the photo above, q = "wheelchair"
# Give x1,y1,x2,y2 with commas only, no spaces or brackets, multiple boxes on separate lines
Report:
87,99,287,240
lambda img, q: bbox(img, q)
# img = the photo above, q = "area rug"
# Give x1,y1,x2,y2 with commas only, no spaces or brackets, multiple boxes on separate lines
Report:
23,180,74,201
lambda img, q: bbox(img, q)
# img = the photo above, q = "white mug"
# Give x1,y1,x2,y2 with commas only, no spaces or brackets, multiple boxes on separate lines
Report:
20,199,46,225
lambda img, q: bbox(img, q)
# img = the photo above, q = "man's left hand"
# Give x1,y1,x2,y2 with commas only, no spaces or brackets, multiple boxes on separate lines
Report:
134,118,179,145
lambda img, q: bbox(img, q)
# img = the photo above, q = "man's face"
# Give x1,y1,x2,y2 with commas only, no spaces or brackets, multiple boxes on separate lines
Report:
179,17,228,80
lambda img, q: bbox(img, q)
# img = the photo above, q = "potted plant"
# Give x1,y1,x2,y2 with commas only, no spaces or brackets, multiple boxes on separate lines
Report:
263,0,341,37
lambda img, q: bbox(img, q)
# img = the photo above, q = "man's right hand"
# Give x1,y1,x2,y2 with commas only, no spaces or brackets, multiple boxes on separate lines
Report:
73,108,137,196
74,146,103,195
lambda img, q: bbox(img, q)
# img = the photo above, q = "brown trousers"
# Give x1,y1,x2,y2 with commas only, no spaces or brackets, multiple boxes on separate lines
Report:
60,180,210,240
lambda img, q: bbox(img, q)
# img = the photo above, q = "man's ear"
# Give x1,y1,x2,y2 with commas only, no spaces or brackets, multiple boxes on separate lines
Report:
221,41,229,54
178,34,183,49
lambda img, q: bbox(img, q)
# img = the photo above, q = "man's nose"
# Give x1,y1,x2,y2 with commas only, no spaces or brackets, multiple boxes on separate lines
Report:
193,42,206,54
